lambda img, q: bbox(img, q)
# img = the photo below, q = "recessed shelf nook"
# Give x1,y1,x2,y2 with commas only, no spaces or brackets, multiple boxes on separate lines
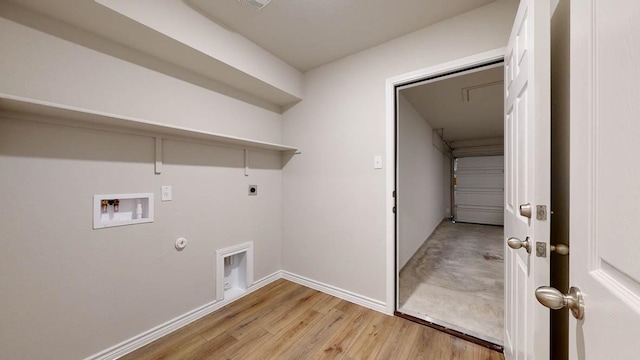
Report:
93,193,154,229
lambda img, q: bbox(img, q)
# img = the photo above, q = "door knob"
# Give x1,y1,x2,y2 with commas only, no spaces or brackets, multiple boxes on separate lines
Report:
550,243,569,255
535,286,584,320
519,203,532,218
507,236,531,253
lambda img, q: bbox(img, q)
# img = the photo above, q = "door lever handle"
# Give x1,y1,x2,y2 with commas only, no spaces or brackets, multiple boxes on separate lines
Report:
507,237,531,253
535,286,584,319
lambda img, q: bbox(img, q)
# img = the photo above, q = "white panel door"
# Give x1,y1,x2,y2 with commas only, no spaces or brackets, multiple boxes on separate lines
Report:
569,1,640,358
455,156,504,225
503,0,550,359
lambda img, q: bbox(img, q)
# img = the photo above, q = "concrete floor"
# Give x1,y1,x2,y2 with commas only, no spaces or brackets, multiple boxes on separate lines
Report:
398,220,504,345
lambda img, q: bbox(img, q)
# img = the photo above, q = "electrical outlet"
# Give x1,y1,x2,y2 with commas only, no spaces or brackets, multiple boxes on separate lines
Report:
224,282,231,290
161,186,172,201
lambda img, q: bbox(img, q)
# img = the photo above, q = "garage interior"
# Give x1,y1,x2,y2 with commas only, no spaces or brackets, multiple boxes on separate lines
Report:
396,63,505,346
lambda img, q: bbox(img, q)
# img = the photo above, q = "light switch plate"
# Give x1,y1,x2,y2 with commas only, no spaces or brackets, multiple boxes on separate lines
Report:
374,155,382,169
161,186,172,201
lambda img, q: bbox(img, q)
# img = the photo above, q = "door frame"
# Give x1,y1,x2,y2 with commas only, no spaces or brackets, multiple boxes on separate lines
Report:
384,47,507,314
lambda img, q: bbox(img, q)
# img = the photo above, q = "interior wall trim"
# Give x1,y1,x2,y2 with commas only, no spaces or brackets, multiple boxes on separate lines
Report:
83,271,281,360
84,270,388,360
385,47,507,315
395,311,504,353
281,271,388,314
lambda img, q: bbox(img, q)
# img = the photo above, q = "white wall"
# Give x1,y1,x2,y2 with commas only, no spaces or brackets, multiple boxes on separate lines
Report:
397,94,448,269
96,0,303,99
0,1,519,357
281,0,518,302
0,16,283,143
0,14,285,360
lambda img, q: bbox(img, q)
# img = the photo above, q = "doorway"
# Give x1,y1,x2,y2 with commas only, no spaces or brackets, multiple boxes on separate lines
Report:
394,60,505,349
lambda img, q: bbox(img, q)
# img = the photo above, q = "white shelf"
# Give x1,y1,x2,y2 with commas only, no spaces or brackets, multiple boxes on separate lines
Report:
0,94,297,153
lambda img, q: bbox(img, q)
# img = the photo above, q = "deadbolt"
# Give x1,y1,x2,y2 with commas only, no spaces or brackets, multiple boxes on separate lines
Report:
536,242,547,257
535,286,584,319
519,203,532,218
507,236,531,253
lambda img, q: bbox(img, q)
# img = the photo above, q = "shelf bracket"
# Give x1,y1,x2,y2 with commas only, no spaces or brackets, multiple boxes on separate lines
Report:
155,137,163,174
244,149,249,176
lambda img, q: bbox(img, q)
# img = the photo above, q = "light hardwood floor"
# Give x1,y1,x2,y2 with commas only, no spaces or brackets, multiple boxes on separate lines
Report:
121,279,504,359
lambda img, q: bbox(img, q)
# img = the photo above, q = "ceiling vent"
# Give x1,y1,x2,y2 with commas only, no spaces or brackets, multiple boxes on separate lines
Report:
237,0,272,11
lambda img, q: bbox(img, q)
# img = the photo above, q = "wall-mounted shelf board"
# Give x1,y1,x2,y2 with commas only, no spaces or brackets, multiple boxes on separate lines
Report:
0,2,301,111
0,94,298,153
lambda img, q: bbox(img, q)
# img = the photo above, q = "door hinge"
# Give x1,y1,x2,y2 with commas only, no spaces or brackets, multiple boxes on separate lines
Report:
392,190,396,198
392,206,396,213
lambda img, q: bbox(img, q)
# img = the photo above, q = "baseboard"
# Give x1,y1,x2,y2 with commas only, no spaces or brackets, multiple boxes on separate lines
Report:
84,271,281,360
85,270,388,359
281,271,388,314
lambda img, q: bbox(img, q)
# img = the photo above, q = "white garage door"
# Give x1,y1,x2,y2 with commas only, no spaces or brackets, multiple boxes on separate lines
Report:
454,156,504,225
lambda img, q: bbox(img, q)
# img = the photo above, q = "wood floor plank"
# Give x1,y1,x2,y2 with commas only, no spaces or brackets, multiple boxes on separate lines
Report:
188,332,237,359
375,316,423,360
312,302,372,360
277,307,348,359
222,279,290,312
199,280,306,340
118,312,221,360
405,325,491,360
123,280,505,360
311,292,344,314
344,310,395,359
408,325,451,360
243,308,324,360
254,287,324,335
123,333,208,360
226,286,318,339
219,327,273,360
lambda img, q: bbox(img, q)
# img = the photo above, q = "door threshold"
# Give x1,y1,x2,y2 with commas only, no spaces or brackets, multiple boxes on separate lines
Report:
394,311,504,353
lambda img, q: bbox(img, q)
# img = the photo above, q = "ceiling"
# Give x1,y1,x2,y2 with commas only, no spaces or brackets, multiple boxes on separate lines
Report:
1,0,501,110
401,65,504,142
1,0,304,108
189,0,496,71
